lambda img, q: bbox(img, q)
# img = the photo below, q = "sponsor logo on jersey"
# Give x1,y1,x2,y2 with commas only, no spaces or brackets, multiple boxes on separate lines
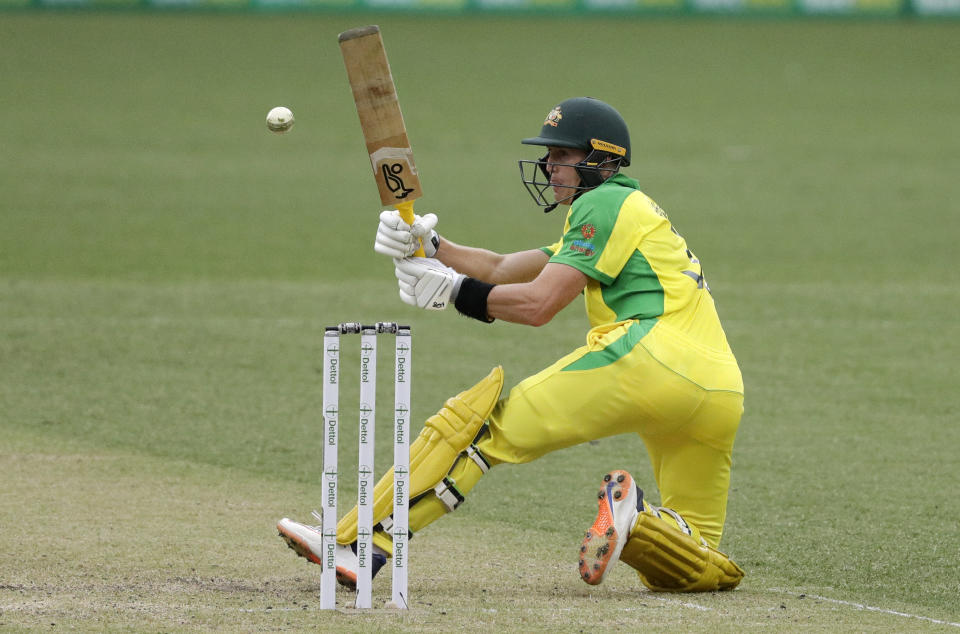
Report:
570,239,595,257
580,224,596,240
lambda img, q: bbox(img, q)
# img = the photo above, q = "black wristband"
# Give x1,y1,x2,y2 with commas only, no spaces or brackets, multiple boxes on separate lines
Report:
454,277,495,323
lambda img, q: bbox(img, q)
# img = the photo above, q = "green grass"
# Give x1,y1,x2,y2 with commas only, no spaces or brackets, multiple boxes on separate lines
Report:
1,14,959,631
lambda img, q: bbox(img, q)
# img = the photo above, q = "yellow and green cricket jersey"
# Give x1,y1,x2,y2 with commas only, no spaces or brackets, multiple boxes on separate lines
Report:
541,174,741,393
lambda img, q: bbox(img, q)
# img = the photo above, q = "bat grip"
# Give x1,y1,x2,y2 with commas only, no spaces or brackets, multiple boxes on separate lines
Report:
395,200,425,257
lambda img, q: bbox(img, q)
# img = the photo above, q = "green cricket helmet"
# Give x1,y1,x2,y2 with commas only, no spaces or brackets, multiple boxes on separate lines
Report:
519,97,631,212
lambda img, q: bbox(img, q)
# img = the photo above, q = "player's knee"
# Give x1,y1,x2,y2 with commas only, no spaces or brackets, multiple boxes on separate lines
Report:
408,366,503,492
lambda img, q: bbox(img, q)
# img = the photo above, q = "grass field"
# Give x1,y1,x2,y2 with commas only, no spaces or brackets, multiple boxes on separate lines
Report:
1,13,959,631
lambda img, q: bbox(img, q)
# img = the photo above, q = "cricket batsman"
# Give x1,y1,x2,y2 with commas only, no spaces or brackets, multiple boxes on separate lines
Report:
279,97,745,593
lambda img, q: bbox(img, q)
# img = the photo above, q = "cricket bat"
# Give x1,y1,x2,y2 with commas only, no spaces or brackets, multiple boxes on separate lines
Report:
339,25,425,257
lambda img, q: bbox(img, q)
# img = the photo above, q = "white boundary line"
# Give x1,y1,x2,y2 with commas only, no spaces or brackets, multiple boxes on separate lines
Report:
189,591,960,624
772,589,960,628
649,596,713,612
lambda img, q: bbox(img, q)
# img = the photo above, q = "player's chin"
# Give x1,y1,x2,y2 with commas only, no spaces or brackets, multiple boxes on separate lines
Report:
552,187,575,205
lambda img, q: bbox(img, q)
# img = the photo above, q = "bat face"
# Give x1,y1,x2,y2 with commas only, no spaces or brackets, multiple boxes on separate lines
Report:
339,26,424,208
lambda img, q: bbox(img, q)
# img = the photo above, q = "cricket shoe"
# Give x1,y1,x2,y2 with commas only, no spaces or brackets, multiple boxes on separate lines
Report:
277,511,386,589
578,470,643,585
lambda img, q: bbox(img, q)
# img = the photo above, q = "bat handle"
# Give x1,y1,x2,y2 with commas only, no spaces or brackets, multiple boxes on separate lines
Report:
395,200,425,257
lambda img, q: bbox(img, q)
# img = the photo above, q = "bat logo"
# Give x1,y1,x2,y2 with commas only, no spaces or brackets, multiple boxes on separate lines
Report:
382,163,415,199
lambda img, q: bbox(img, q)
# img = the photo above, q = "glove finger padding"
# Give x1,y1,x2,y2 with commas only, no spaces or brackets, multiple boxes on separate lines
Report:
377,210,438,258
393,257,463,311
374,236,413,258
395,257,457,277
397,277,418,301
398,287,416,307
376,213,419,258
394,265,420,287
410,213,438,238
379,209,412,231
378,222,414,245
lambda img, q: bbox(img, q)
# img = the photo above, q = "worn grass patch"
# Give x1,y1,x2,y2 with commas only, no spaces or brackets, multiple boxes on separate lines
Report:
3,437,957,632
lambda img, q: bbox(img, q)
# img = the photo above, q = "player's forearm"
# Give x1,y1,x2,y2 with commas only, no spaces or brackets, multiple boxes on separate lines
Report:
486,282,564,326
436,238,546,285
459,262,587,327
434,237,501,280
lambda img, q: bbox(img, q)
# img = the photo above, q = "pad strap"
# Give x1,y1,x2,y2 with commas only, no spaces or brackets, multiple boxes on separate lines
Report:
465,445,491,474
656,507,693,536
405,477,465,513
375,515,413,539
433,476,465,512
405,442,489,514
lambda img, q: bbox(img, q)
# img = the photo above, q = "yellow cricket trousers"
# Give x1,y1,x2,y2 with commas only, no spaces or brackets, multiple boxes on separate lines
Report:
477,318,743,548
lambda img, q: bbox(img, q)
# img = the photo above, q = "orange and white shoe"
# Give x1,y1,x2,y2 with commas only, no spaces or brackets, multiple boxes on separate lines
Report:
578,470,643,585
277,512,384,589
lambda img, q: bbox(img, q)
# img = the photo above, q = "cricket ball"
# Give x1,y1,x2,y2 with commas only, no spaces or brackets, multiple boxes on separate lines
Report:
266,106,294,133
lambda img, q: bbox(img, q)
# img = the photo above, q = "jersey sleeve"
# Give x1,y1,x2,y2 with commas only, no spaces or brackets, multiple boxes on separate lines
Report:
540,238,563,257
547,199,618,285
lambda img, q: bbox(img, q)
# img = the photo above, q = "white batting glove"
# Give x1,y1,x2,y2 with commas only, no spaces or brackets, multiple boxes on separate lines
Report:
374,210,439,258
394,257,464,311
